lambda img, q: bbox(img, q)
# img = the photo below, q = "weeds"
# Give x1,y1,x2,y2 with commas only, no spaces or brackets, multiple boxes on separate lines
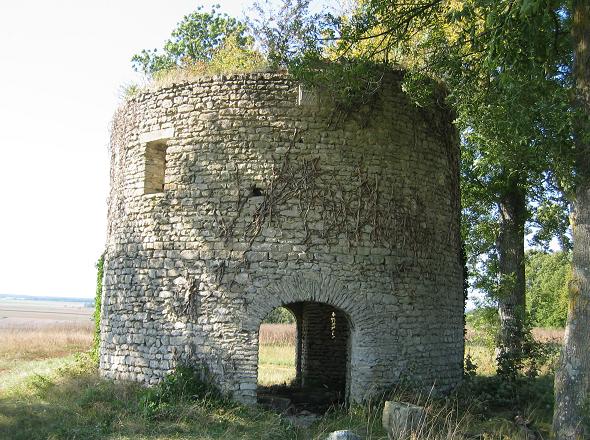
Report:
139,364,222,419
0,356,295,440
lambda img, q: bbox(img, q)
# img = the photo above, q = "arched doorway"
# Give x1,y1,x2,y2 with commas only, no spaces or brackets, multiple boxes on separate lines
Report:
257,301,351,413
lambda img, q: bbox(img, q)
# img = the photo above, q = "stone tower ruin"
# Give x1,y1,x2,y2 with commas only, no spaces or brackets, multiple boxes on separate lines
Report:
100,71,464,404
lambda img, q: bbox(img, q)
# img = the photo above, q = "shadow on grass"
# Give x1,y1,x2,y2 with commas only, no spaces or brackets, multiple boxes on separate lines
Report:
451,373,556,438
0,358,296,440
0,355,556,440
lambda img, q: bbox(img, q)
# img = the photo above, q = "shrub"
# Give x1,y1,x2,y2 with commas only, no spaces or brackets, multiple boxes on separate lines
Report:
139,364,222,419
465,306,499,347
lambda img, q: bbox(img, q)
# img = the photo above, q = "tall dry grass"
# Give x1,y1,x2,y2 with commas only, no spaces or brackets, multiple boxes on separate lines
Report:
258,324,296,386
466,326,564,346
0,321,93,363
532,327,564,342
259,323,296,346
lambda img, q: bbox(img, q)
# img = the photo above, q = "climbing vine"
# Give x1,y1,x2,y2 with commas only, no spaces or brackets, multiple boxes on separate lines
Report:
211,128,440,264
92,253,104,363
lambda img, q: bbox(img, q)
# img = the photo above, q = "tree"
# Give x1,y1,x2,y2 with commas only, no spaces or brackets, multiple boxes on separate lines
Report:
458,67,571,374
526,250,570,328
248,0,325,68
320,0,573,375
262,307,296,324
282,0,589,435
553,2,590,437
131,5,250,77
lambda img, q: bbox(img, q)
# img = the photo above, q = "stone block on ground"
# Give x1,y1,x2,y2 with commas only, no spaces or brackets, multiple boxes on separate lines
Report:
382,401,426,439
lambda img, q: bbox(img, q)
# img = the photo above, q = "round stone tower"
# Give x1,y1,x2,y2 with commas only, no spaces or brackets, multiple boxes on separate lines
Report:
100,71,464,404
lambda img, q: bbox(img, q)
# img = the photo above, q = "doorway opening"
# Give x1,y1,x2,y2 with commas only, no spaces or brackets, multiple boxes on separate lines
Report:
257,301,351,414
258,306,297,388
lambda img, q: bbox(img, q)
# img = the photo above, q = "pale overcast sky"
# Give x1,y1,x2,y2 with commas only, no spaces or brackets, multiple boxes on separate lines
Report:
0,0,257,298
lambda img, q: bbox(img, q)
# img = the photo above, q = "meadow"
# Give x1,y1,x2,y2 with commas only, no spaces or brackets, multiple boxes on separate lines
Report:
0,310,564,439
258,323,297,386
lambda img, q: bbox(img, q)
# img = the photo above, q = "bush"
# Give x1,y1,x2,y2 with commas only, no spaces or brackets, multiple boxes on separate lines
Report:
139,364,222,419
466,306,499,347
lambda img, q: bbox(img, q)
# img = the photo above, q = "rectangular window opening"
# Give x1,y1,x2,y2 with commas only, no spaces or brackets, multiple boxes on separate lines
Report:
144,141,168,194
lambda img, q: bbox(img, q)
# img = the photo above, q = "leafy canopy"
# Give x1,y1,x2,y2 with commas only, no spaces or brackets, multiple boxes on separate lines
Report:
248,0,326,68
131,5,252,77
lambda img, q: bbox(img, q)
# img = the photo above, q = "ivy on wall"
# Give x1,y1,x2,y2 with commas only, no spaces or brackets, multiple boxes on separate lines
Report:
92,253,104,363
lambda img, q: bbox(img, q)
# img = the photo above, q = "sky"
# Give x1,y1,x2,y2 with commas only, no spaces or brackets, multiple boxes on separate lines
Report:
0,1,548,304
0,0,253,298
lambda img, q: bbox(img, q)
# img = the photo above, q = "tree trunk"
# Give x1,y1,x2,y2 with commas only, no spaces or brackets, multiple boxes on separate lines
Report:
553,1,590,438
495,185,527,374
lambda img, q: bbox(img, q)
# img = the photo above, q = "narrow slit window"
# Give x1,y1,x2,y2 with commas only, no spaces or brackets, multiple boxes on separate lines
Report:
144,141,168,194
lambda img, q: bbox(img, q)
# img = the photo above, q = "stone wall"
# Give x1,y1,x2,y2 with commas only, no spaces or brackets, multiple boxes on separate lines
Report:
100,71,464,404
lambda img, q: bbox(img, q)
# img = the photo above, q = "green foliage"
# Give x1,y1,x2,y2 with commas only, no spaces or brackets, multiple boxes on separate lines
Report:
207,32,266,74
464,353,478,379
131,5,253,77
120,83,140,99
262,307,295,324
466,307,500,343
139,364,222,419
456,373,555,420
467,305,561,379
91,254,104,363
495,322,558,380
249,0,391,118
526,251,570,328
248,0,325,68
291,56,389,119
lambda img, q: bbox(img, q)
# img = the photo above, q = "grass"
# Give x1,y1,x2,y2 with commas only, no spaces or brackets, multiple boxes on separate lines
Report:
258,324,296,386
0,321,564,439
0,356,297,440
0,321,93,360
0,321,93,388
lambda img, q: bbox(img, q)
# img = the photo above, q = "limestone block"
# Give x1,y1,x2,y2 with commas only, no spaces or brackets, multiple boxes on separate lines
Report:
139,127,175,143
325,430,361,440
382,401,426,439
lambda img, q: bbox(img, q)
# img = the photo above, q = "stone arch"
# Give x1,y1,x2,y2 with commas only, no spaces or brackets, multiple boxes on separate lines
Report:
246,272,370,332
248,272,369,406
